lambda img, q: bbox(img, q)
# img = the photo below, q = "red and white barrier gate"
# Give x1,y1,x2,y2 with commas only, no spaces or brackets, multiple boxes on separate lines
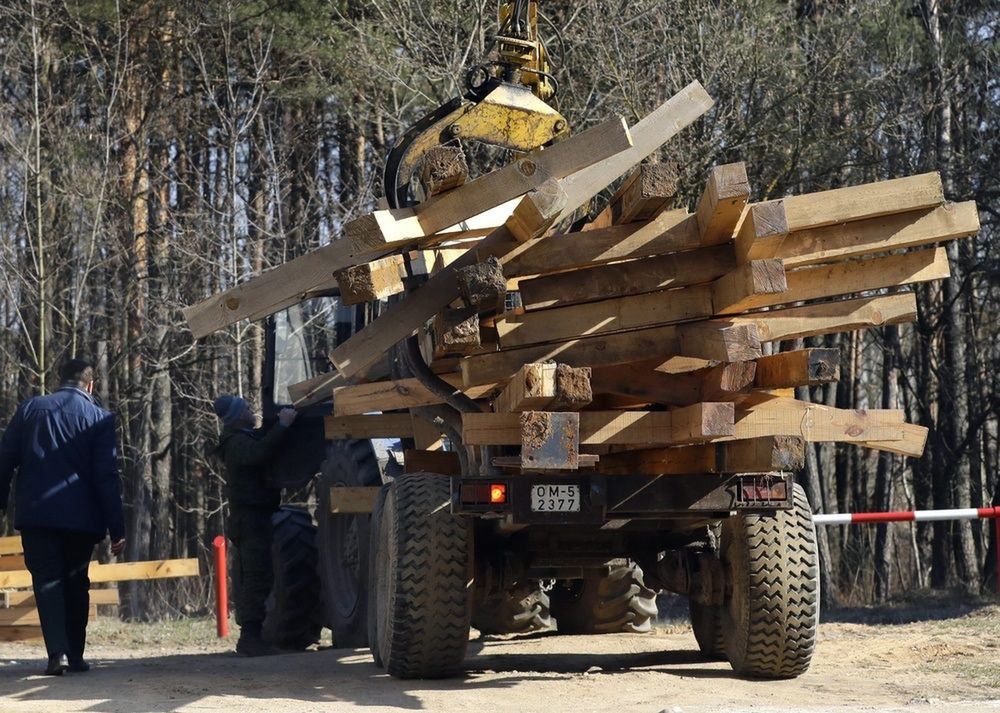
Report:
812,505,1000,592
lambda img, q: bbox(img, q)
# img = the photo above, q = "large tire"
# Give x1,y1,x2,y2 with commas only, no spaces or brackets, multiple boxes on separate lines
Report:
317,439,381,648
551,560,658,634
721,483,819,679
367,484,389,668
689,600,726,660
472,585,553,636
371,473,472,679
262,507,323,649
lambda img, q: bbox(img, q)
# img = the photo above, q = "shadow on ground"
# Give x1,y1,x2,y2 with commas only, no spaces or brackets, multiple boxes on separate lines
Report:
0,636,737,713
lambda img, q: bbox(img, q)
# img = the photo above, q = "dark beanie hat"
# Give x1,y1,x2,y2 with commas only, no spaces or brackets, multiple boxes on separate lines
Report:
213,395,248,426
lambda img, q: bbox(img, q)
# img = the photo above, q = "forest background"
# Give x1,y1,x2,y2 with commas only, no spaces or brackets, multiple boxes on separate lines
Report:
0,0,997,618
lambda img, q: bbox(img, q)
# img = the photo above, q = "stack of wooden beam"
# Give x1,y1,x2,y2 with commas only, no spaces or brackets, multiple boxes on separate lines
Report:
182,81,979,476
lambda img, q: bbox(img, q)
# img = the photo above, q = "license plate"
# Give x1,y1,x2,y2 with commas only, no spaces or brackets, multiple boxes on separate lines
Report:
531,484,580,512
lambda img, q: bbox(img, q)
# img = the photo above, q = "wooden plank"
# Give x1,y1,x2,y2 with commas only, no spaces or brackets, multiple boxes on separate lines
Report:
720,247,950,315
518,244,736,311
463,405,734,446
0,536,22,556
711,259,787,313
329,486,381,514
781,172,944,232
335,254,405,306
347,117,632,254
597,436,805,476
330,182,567,379
696,162,750,245
432,308,481,356
734,200,788,264
591,362,755,407
0,555,25,571
463,321,760,387
733,293,918,343
554,81,714,223
2,589,118,608
752,200,979,265
324,414,415,440
699,361,759,402
0,558,200,590
420,145,468,196
404,450,462,475
0,625,43,642
493,363,592,413
755,349,840,388
333,376,495,416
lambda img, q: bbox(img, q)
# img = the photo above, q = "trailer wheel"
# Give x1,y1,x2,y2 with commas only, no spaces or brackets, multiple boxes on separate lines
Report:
551,560,658,634
472,585,553,636
689,600,726,660
721,482,819,679
366,484,389,668
316,439,381,648
262,507,323,649
372,473,472,679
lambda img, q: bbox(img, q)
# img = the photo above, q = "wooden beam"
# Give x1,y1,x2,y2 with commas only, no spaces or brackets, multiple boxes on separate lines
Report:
781,172,944,232
0,555,26,571
335,254,405,306
0,605,97,626
333,376,495,416
347,117,632,254
463,405,734,446
597,436,805,475
0,536,21,556
752,201,979,265
504,210,700,278
464,320,760,387
456,257,505,310
590,162,680,228
433,308,481,356
330,182,567,379
676,322,762,362
404,449,462,475
518,244,736,310
696,162,750,245
0,558,200,590
699,361,759,401
755,349,840,388
411,414,445,451
324,414,415,440
711,259,788,313
591,361,755,407
0,625,43,642
728,397,905,445
3,589,119,608
721,247,950,315
329,486,381,514
554,81,714,223
734,200,788,264
493,363,592,413
420,145,468,197
733,292,918,343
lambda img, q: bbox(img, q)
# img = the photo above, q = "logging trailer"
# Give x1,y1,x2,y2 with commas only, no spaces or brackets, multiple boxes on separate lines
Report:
182,0,979,681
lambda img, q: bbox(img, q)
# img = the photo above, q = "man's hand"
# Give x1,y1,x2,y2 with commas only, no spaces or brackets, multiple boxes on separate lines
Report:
277,408,297,427
110,538,126,556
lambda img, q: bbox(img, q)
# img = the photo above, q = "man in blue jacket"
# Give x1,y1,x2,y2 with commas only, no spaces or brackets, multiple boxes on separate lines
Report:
0,358,126,676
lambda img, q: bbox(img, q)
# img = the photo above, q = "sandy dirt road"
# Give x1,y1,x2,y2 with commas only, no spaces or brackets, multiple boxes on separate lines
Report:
1,599,998,713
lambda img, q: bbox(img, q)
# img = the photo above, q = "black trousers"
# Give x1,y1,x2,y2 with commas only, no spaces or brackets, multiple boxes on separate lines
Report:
20,528,98,659
226,508,274,626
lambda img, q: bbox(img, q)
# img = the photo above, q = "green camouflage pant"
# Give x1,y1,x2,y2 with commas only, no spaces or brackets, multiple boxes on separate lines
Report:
226,508,274,626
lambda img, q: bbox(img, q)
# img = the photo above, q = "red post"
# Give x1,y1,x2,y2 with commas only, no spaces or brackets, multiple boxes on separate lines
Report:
994,515,1000,596
213,535,229,638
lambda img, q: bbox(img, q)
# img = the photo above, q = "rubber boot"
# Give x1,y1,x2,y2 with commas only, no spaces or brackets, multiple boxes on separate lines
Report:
235,621,282,657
